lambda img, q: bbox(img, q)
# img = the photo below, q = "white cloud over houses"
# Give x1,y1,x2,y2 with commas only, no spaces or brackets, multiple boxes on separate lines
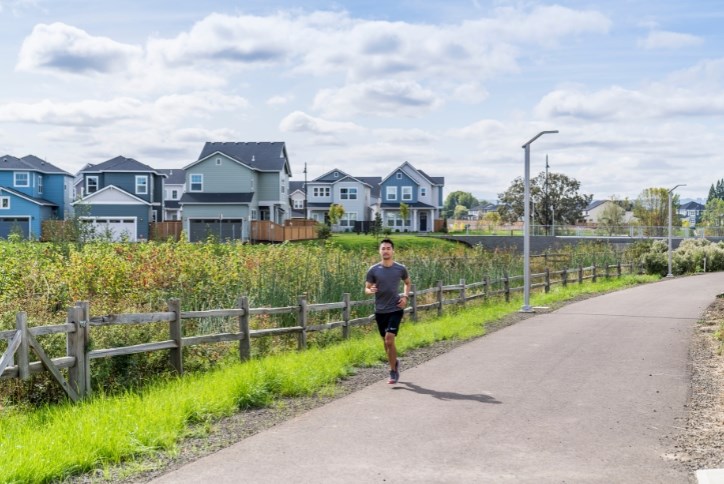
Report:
639,30,704,50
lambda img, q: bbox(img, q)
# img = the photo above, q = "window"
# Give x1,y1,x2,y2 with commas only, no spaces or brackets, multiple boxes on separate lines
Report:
401,186,412,201
419,187,427,197
151,211,157,222
0,197,9,209
38,175,43,194
171,189,178,200
135,175,148,195
251,209,258,220
396,172,402,180
340,187,357,200
313,187,330,197
14,172,29,187
216,158,222,165
250,178,255,190
340,212,357,227
386,186,397,201
190,174,203,192
86,176,99,194
334,171,339,178
293,199,304,209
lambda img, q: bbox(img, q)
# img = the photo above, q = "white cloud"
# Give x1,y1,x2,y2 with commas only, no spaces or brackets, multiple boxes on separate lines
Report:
0,97,145,125
267,94,294,106
313,80,443,118
452,83,489,104
16,22,143,75
279,111,363,135
639,30,704,50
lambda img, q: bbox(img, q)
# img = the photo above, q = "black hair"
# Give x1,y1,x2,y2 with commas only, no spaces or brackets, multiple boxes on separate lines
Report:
379,238,394,249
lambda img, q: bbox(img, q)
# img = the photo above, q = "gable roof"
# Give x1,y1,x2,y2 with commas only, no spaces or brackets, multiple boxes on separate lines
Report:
0,186,57,206
0,154,71,176
157,168,186,185
312,168,351,183
73,185,151,205
81,156,165,176
380,161,424,185
289,181,306,194
680,201,705,210
191,142,291,174
179,192,254,204
585,200,609,211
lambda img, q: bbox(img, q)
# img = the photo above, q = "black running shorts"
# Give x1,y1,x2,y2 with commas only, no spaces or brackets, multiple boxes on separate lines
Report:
375,309,404,337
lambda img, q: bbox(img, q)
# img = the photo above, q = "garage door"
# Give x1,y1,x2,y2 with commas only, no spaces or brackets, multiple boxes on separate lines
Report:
0,217,30,239
86,218,137,242
189,219,243,242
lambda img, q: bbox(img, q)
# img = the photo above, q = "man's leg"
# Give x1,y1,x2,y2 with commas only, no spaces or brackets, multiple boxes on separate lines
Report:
384,332,397,371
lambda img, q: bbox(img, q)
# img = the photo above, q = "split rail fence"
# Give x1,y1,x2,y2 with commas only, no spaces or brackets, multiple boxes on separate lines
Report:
0,262,635,402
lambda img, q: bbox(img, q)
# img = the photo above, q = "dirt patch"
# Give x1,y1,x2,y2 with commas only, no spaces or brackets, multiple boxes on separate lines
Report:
65,293,724,483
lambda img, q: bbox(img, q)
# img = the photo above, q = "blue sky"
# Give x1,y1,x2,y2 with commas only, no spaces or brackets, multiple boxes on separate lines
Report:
1,0,723,203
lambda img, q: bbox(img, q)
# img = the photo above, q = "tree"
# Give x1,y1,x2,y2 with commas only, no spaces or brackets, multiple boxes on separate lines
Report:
702,198,724,229
399,203,410,231
453,204,468,220
633,187,679,236
371,211,383,239
497,172,592,228
598,197,626,236
327,204,345,226
707,179,724,203
443,191,479,219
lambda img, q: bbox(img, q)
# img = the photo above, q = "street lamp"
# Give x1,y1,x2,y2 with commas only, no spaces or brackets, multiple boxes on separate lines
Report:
667,184,686,277
521,130,558,312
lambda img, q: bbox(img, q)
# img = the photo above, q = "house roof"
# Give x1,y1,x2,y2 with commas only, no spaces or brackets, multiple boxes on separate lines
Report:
81,156,166,176
357,177,382,198
0,154,71,176
680,201,705,210
417,169,444,186
157,168,186,185
585,200,608,211
179,192,254,204
0,186,57,206
165,201,181,209
73,185,151,205
289,181,306,194
313,168,351,183
194,142,290,174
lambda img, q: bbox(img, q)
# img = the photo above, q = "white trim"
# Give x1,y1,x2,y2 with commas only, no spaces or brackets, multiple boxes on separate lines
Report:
79,216,138,242
14,171,30,187
189,173,203,192
0,196,10,209
73,185,151,205
135,175,149,195
386,186,397,201
401,186,413,201
86,175,99,194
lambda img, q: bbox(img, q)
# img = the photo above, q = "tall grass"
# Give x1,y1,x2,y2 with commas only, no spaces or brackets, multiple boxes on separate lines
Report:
0,274,656,483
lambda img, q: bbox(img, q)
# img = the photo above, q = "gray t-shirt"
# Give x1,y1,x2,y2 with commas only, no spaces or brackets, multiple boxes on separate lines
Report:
366,262,409,313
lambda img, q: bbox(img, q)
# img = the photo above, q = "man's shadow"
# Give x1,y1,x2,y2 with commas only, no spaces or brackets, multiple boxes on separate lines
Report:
393,381,502,404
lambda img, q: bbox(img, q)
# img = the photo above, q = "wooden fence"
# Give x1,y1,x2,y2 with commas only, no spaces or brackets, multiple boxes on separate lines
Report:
0,262,634,402
251,220,317,242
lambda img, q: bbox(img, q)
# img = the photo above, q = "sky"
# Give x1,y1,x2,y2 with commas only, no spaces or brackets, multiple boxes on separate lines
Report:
1,0,723,204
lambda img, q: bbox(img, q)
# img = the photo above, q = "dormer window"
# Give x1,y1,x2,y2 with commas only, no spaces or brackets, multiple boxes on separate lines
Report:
135,175,148,195
396,172,402,180
14,172,29,187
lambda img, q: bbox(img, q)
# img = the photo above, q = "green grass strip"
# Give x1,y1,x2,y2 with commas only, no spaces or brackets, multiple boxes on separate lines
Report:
0,274,657,483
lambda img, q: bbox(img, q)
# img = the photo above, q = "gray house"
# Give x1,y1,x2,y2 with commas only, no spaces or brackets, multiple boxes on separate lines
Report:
180,142,292,242
74,156,166,241
305,168,381,231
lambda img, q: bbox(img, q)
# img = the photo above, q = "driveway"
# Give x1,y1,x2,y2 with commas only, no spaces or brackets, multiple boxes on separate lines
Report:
151,273,724,483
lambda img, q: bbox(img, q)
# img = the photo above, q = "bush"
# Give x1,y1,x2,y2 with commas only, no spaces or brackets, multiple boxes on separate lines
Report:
316,223,331,239
640,240,668,276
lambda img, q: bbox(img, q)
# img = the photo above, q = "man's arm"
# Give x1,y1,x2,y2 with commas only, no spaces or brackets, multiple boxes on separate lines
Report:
397,275,412,308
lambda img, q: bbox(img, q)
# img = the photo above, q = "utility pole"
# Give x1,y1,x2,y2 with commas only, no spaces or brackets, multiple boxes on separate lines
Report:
545,154,549,235
304,162,308,220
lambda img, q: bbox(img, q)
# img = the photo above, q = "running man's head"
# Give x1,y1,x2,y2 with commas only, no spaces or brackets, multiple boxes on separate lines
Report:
379,238,394,260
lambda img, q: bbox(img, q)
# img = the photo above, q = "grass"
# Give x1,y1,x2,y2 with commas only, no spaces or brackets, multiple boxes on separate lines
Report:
319,233,462,252
0,273,658,483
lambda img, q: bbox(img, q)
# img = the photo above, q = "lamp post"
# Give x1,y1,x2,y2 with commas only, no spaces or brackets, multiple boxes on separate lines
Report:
667,184,686,277
521,130,558,312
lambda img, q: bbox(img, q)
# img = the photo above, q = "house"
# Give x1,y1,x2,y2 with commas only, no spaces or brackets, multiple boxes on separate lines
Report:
180,142,292,242
468,203,499,220
377,162,444,232
289,181,307,219
305,168,381,231
74,156,166,241
0,154,73,239
158,169,186,221
678,201,705,227
583,200,635,224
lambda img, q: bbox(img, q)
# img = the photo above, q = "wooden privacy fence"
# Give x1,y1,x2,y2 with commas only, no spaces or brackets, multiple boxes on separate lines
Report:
0,262,635,402
251,220,317,242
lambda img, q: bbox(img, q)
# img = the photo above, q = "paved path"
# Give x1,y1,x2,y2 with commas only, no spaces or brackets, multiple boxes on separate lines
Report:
151,273,724,483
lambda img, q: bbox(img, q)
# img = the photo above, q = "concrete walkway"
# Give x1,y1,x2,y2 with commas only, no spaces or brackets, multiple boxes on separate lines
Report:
151,273,724,484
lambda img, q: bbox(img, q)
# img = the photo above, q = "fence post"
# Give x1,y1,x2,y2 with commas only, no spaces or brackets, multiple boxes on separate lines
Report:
66,305,86,397
504,272,510,302
617,262,621,277
437,280,443,317
16,312,29,380
238,296,251,361
297,294,308,350
604,264,610,280
459,278,466,306
578,266,583,284
484,276,489,302
544,268,550,293
592,264,597,283
342,293,351,339
167,298,183,375
410,284,417,322
561,268,568,287
79,301,91,395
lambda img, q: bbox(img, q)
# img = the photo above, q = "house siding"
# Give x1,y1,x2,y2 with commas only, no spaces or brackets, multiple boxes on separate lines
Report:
44,175,73,216
188,155,255,193
258,172,280,201
381,171,418,204
335,181,369,221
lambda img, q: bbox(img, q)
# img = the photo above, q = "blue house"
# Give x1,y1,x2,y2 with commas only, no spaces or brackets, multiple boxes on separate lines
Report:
74,156,166,241
0,154,73,239
376,161,444,232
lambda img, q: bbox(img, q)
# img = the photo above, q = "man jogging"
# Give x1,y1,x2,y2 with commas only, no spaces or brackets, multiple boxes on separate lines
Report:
365,238,412,384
